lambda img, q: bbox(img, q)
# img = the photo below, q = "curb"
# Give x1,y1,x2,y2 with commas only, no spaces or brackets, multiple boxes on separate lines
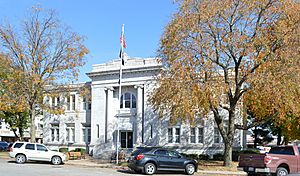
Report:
198,170,246,175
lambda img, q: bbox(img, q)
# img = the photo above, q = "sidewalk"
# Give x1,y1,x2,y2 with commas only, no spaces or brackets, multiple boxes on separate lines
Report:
66,158,247,175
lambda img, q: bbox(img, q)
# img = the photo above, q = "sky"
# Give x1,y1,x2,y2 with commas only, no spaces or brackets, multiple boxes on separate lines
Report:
0,0,178,82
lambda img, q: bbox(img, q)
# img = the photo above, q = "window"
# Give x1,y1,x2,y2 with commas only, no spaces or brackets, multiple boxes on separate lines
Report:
88,102,91,110
168,151,180,157
120,92,136,109
150,125,153,139
66,94,75,111
214,120,228,144
175,128,180,143
51,97,55,107
269,147,295,155
71,95,75,110
214,128,221,143
82,127,91,143
37,144,48,152
97,124,100,138
51,96,61,107
154,149,168,156
51,124,59,142
198,127,204,143
66,124,75,142
168,128,173,143
168,127,181,144
57,97,60,106
190,128,196,143
13,143,24,148
82,97,87,110
25,144,35,150
120,131,133,148
66,96,70,111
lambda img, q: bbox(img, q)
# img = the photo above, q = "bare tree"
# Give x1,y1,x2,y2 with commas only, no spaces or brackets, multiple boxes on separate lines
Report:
0,6,89,142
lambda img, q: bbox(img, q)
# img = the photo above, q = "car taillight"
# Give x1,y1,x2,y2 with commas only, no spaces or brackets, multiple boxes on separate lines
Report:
136,154,144,161
264,156,272,165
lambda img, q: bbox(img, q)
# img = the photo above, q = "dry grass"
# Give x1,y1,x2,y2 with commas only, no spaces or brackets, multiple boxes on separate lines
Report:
198,160,239,172
0,152,9,158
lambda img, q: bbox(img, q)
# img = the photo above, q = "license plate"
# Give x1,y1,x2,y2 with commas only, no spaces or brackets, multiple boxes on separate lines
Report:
248,167,254,171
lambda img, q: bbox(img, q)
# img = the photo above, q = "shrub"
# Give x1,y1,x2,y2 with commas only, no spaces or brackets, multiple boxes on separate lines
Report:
240,149,260,154
59,148,68,153
213,153,223,161
198,154,209,160
232,151,240,161
75,148,86,154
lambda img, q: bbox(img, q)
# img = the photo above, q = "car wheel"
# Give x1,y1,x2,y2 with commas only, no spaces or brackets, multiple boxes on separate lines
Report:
144,163,156,175
51,156,62,165
185,163,196,175
276,167,288,176
16,154,26,164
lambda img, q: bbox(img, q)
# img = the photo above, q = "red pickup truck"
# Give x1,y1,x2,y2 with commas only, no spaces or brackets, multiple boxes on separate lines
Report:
238,145,300,176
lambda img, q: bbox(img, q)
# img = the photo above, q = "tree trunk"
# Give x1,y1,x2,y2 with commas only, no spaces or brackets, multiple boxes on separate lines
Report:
277,128,282,146
12,129,20,140
223,142,233,167
254,126,258,148
19,127,24,141
30,108,36,142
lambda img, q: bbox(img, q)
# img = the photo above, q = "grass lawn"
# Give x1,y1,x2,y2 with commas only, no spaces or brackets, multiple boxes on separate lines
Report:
198,160,239,172
0,152,9,158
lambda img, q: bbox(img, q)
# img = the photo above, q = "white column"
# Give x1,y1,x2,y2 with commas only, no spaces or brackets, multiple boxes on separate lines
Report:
90,86,106,145
70,127,73,142
134,85,143,145
106,87,114,144
70,94,73,111
55,129,58,142
75,93,79,111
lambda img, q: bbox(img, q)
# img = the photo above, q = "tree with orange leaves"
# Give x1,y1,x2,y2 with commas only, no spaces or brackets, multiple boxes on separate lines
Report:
0,6,89,142
150,0,299,166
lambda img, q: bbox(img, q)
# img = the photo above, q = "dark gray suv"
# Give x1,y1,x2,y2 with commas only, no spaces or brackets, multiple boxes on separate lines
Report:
128,147,198,175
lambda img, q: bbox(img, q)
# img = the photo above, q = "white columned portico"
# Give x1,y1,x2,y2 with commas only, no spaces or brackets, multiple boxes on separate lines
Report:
134,85,143,145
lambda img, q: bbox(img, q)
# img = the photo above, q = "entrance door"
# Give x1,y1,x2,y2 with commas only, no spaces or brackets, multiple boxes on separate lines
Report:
120,131,133,148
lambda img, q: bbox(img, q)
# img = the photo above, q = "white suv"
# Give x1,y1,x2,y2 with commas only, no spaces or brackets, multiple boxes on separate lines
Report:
9,142,66,165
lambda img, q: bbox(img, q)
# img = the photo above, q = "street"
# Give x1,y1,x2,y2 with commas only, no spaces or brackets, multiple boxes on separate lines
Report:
0,158,190,176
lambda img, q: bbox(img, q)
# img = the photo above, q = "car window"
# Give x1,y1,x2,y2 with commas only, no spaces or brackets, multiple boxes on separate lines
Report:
269,147,294,155
168,151,179,157
154,149,168,156
298,147,300,155
13,143,24,148
36,144,48,152
25,144,35,150
131,148,153,156
0,142,7,146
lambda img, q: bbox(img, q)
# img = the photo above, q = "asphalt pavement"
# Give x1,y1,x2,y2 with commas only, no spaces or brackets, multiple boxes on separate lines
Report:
0,154,247,176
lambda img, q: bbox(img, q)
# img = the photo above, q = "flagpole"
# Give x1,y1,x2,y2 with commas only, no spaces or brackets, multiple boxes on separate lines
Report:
116,24,125,165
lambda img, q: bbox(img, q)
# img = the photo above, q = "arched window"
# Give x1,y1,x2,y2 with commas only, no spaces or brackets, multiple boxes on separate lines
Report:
120,92,136,109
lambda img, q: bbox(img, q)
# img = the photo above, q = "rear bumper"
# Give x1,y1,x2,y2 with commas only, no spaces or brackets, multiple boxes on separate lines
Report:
238,167,270,173
8,152,15,158
128,160,144,171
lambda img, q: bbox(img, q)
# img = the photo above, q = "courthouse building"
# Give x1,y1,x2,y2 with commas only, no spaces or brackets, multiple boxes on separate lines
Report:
43,56,246,158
